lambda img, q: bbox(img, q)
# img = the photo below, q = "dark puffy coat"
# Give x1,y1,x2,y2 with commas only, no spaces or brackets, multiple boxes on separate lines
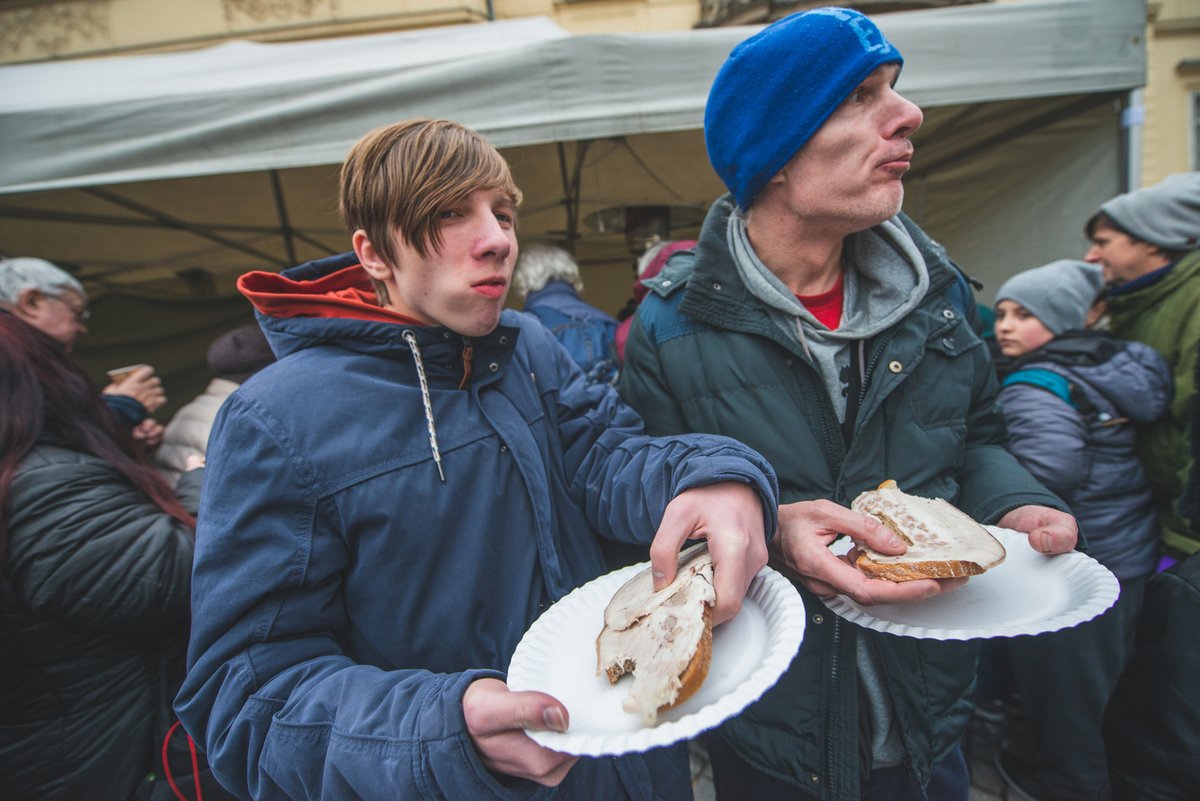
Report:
619,196,1065,799
1104,553,1200,800
0,445,201,801
175,253,779,801
998,332,1172,580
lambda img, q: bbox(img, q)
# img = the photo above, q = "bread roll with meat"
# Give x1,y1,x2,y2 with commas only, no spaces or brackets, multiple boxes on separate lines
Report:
596,543,714,726
850,480,1006,581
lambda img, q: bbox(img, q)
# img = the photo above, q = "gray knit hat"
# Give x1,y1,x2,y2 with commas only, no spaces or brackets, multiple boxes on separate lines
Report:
1099,172,1200,251
994,260,1104,335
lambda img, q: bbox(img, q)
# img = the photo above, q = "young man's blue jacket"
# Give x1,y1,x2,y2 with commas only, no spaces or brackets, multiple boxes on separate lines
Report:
174,252,779,801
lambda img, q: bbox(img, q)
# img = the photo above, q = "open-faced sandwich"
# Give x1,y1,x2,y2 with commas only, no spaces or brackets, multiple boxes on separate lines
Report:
595,542,714,726
850,480,1006,581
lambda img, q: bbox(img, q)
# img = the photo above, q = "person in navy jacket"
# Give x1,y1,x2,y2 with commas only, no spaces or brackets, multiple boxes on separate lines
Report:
174,117,780,801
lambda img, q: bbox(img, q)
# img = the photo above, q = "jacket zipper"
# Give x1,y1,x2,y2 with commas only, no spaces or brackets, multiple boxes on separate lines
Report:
825,617,841,801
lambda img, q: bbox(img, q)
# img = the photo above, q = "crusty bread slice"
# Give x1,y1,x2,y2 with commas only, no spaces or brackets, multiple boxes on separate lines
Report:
595,543,715,726
850,480,1006,581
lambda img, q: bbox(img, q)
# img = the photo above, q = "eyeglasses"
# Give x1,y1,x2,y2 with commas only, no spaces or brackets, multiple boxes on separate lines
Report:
45,292,91,323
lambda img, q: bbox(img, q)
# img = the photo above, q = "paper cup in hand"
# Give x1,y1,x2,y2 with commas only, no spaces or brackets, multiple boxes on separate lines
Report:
106,364,150,384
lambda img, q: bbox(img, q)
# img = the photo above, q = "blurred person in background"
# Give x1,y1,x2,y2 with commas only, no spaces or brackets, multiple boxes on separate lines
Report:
1084,173,1200,565
156,323,276,482
1102,344,1200,801
0,256,168,445
513,243,619,385
614,239,696,364
0,312,216,801
989,259,1171,801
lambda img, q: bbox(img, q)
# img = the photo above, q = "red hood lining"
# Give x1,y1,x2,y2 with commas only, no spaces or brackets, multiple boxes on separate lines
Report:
238,265,426,325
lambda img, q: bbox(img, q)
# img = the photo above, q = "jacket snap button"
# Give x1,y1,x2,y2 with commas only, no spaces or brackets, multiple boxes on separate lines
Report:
942,337,954,348
489,362,499,372
499,336,508,345
500,444,508,453
810,774,821,784
785,358,793,366
713,282,722,290
661,279,672,287
888,360,903,373
812,613,824,624
942,308,955,319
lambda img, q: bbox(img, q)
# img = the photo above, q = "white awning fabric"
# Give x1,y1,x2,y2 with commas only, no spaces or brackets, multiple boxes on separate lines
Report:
0,0,1143,195
0,0,1147,411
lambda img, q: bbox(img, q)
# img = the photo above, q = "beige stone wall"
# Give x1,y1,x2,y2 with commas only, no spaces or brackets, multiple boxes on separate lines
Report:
1144,0,1200,183
0,0,696,64
3,0,1192,183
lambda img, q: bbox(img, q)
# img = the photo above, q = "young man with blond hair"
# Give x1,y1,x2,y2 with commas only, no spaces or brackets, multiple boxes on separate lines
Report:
174,117,779,801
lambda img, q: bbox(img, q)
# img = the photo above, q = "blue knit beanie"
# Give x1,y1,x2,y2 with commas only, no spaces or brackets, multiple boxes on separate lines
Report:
705,8,903,212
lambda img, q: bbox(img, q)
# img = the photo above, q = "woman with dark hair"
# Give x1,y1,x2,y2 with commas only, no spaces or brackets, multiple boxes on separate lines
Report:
0,311,204,800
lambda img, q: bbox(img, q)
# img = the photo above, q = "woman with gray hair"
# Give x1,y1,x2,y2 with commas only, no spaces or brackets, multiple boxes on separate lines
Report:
514,244,619,385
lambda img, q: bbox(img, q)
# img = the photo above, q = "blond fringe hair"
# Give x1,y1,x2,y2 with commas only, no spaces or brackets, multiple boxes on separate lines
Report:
339,118,522,303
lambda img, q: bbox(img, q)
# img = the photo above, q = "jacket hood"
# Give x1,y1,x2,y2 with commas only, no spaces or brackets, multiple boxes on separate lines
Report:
1017,332,1172,425
691,196,929,341
237,251,526,484
239,252,426,325
237,252,432,360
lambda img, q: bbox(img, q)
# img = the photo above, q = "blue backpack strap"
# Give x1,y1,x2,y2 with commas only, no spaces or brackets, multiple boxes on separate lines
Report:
1002,368,1077,409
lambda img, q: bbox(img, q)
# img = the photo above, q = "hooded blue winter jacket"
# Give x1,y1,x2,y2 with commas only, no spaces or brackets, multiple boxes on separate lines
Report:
174,253,779,801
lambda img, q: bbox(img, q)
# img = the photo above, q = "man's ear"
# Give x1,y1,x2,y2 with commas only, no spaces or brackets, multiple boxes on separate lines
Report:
353,230,393,280
13,288,44,322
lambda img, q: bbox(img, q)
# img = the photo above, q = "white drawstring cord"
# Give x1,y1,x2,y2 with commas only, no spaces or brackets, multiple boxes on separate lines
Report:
403,330,446,483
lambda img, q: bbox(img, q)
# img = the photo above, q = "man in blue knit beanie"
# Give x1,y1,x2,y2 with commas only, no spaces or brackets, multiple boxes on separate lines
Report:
619,8,1079,801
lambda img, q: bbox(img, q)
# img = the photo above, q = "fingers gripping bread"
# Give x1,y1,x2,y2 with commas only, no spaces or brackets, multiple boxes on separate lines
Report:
595,543,715,725
850,480,1006,581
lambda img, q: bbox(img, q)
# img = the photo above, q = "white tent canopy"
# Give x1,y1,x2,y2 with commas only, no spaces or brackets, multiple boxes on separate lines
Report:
0,0,1145,410
0,0,1142,194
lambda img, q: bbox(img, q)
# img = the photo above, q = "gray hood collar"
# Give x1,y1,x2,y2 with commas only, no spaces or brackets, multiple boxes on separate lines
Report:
727,211,930,342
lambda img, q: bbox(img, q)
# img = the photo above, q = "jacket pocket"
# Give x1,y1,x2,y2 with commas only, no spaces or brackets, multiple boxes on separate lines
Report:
904,321,979,431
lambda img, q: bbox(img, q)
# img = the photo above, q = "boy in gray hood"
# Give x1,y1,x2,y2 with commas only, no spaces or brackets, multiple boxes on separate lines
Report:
991,259,1171,801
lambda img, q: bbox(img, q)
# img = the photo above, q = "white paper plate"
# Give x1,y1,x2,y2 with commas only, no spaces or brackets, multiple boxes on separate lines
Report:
506,561,805,756
822,527,1119,640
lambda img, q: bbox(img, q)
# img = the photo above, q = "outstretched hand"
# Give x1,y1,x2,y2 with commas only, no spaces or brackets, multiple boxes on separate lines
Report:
774,499,966,605
649,481,768,626
462,678,577,786
997,505,1078,555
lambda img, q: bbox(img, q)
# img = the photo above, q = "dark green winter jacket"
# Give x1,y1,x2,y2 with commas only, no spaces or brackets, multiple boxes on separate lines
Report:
619,196,1065,799
1107,248,1200,557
